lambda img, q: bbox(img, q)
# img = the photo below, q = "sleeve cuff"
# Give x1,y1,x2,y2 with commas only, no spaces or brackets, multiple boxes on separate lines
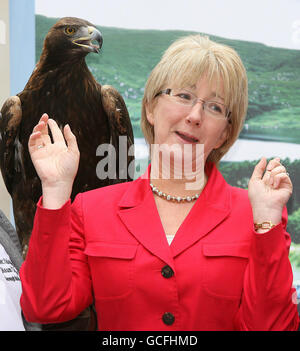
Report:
251,222,289,260
33,196,72,239
36,196,71,211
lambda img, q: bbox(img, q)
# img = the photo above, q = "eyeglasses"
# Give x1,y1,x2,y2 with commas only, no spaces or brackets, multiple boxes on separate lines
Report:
155,88,231,121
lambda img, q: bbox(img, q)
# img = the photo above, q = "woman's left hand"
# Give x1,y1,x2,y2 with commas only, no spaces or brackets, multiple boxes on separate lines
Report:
248,157,293,227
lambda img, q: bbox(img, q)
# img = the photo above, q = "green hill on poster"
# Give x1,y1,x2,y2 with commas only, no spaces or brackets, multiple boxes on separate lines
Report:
35,15,300,142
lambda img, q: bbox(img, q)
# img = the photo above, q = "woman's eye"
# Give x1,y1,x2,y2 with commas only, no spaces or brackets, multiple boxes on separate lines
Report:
65,27,76,35
177,93,192,100
208,103,223,113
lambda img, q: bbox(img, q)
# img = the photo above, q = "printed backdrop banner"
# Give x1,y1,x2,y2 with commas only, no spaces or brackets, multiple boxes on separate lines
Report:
4,1,300,287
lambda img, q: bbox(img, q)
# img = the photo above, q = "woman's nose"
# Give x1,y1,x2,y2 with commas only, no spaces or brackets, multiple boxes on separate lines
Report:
185,102,204,126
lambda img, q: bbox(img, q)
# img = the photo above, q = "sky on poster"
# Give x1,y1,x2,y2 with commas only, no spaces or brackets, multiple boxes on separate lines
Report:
35,0,300,50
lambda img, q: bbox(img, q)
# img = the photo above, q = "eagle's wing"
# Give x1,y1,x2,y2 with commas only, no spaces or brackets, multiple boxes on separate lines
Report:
101,85,135,181
0,96,23,195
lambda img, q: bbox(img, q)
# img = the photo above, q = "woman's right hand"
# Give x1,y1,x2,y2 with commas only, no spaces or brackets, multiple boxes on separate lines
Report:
28,113,80,208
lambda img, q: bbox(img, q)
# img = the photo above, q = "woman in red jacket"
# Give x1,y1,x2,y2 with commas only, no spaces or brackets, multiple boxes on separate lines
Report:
20,35,298,330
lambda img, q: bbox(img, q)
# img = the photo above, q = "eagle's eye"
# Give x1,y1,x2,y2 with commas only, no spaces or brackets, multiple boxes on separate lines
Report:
65,27,76,35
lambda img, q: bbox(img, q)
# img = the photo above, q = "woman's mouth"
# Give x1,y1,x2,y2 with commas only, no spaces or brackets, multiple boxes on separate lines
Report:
175,131,199,143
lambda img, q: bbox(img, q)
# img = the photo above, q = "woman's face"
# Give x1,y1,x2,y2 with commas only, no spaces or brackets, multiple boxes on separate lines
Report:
146,75,230,164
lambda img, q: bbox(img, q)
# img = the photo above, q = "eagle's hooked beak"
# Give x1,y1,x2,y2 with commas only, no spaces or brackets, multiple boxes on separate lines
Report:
72,26,103,53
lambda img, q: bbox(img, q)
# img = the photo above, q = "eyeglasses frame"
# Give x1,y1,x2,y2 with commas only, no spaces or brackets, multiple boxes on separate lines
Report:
154,88,232,122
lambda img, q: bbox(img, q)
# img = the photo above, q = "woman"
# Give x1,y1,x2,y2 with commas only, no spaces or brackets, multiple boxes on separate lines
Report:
20,35,298,330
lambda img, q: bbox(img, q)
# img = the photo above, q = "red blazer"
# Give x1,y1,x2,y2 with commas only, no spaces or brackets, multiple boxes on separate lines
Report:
20,163,299,330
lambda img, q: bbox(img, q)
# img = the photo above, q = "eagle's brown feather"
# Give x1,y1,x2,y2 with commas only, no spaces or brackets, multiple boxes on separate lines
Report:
0,17,134,257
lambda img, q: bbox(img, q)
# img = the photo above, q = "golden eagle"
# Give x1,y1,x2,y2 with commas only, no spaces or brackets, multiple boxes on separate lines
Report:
0,17,134,257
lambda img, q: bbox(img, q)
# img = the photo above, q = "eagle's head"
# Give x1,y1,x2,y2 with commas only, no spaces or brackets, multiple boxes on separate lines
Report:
43,17,103,62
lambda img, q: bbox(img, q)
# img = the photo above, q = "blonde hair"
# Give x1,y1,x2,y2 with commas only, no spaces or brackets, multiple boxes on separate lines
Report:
141,34,248,165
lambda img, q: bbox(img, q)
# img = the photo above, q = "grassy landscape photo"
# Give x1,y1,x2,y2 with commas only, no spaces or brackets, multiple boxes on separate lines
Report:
36,15,300,142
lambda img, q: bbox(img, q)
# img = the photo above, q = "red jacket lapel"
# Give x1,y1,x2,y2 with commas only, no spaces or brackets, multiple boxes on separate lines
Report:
170,163,232,257
117,166,175,270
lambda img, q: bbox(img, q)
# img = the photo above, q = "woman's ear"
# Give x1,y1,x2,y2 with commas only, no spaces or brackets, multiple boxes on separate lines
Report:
145,103,154,126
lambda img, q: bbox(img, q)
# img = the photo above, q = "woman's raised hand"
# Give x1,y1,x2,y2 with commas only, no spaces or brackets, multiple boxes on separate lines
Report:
248,157,292,232
28,113,80,208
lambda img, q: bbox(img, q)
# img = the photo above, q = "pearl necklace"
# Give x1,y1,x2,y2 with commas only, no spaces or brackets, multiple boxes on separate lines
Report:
150,183,200,203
